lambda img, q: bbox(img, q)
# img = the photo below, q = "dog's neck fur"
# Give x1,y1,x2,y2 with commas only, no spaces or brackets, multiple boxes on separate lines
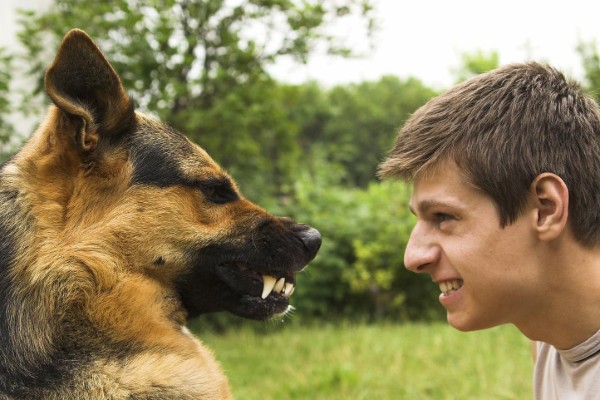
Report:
0,150,72,390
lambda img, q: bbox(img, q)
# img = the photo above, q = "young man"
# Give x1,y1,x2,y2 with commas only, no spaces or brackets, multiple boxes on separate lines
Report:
379,62,600,399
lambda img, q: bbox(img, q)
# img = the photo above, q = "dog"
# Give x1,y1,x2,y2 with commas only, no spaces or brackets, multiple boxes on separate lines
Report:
0,29,321,399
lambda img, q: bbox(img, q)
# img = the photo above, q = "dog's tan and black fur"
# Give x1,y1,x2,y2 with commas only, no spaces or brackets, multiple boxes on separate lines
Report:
0,29,321,399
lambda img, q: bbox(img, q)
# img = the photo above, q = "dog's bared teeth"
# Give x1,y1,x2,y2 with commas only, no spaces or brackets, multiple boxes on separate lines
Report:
283,282,295,298
261,275,277,299
261,276,295,299
274,278,285,294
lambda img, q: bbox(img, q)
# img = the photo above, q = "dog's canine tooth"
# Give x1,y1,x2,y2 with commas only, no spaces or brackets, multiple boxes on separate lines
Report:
283,282,294,297
261,275,277,299
274,277,285,294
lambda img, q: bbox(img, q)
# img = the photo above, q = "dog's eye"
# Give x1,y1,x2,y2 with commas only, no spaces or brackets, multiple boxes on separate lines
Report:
198,179,239,204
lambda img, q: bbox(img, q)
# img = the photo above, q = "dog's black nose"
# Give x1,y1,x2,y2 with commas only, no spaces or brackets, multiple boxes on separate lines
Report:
297,227,322,261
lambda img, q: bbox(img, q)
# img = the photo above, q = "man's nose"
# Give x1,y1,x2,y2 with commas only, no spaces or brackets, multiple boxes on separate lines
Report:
404,223,439,273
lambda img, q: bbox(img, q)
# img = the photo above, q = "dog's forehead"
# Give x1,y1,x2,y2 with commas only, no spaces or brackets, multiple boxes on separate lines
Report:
129,114,223,187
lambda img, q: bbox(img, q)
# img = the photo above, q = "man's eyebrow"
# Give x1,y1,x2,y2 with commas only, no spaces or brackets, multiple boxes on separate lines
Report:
409,199,462,215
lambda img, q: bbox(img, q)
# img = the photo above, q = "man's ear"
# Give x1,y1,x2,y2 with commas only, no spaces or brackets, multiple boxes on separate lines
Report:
530,173,569,241
44,29,134,153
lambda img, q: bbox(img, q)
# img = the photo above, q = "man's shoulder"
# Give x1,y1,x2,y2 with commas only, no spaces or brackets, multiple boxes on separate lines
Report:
533,336,600,400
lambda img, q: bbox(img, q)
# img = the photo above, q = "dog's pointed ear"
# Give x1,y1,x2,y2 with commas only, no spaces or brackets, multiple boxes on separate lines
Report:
45,29,134,153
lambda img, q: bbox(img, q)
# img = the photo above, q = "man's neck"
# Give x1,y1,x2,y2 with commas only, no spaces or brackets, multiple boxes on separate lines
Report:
516,239,600,350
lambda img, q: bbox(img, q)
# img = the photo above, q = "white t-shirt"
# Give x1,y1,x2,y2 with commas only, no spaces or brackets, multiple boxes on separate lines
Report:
534,329,600,399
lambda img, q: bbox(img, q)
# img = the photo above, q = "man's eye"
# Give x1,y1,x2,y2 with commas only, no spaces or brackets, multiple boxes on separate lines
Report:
433,213,454,223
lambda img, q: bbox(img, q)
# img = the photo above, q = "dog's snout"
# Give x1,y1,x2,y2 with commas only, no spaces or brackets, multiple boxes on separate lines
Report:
297,227,322,260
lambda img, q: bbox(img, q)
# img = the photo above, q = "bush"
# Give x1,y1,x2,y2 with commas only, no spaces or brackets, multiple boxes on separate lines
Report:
279,160,443,322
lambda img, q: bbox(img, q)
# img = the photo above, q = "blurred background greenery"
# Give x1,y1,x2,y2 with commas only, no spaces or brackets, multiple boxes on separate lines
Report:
2,0,600,330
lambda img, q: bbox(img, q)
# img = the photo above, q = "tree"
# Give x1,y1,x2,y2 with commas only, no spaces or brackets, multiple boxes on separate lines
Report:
282,168,442,322
452,49,499,83
16,0,375,196
0,48,15,160
576,40,600,103
320,76,437,187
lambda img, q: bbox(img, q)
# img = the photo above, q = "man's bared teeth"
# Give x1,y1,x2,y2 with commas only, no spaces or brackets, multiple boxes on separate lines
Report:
440,282,446,293
261,275,277,299
261,275,296,299
438,279,463,296
274,277,285,294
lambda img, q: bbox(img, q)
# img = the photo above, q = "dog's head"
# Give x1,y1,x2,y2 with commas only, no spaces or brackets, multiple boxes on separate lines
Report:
34,29,321,321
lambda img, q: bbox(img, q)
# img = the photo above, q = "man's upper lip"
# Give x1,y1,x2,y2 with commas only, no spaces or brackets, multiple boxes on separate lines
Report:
431,275,462,284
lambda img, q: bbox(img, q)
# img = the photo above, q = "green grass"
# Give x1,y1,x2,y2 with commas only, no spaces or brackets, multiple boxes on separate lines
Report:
197,322,533,399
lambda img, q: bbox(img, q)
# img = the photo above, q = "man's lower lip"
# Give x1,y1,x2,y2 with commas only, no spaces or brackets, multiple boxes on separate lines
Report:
438,287,462,305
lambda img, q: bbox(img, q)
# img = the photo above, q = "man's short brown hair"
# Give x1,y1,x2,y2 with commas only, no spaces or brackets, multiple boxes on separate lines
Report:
379,62,600,246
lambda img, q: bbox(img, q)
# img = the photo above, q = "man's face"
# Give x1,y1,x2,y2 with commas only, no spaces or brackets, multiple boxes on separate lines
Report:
405,162,542,331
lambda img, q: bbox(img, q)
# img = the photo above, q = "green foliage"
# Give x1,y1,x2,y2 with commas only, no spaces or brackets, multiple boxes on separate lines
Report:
279,163,441,322
0,47,15,160
576,39,600,103
187,77,305,200
199,322,533,399
452,49,500,83
321,76,438,187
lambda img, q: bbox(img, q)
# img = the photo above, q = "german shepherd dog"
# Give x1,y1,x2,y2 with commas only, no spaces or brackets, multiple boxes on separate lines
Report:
0,29,321,399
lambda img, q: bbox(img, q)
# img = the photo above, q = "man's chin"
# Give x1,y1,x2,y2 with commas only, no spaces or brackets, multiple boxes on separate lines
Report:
447,313,498,332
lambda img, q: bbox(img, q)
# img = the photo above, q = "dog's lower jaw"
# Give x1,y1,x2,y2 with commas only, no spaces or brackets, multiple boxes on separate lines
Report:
236,294,292,320
271,305,295,321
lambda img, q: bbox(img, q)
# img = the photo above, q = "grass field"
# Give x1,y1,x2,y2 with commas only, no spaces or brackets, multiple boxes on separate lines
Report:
198,322,533,400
